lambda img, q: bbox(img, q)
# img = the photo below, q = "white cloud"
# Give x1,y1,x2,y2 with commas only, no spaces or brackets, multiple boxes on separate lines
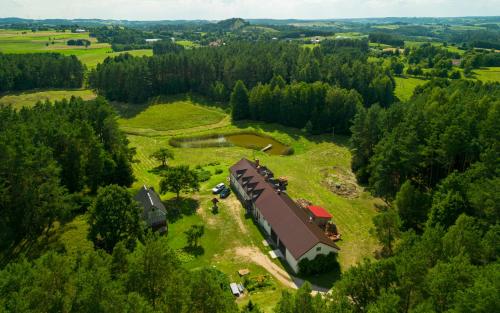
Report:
0,0,498,20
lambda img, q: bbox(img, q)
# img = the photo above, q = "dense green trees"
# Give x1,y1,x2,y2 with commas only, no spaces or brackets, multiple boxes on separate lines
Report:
0,235,238,312
333,79,500,313
88,41,395,112
247,80,363,134
159,165,200,200
230,80,250,120
0,53,84,92
0,97,135,253
88,185,143,252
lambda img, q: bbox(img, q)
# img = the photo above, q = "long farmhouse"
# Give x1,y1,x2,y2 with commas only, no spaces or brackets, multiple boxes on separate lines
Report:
230,158,339,273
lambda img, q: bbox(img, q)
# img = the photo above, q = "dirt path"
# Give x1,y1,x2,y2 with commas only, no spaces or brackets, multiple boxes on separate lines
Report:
234,246,330,293
225,197,248,235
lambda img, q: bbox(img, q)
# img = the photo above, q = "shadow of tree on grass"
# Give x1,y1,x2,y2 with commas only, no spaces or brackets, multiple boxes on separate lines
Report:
183,245,205,257
164,197,199,223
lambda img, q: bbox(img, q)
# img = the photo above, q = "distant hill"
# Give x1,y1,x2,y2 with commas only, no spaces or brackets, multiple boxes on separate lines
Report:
216,18,249,30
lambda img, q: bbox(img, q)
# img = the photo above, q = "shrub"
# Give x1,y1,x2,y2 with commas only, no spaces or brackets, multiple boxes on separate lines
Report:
215,168,223,175
298,252,340,276
195,169,212,182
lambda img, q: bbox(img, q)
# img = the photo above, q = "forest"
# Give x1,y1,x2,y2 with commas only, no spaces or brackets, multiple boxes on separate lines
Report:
88,41,394,134
0,53,84,92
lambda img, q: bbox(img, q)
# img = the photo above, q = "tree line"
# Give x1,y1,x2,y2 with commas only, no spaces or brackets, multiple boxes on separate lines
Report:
0,235,239,313
0,97,135,253
270,79,500,313
88,41,395,112
0,53,84,92
230,78,363,135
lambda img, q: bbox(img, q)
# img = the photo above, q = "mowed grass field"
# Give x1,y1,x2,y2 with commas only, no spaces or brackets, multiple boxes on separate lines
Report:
117,100,228,134
394,76,428,101
0,29,152,68
0,89,96,109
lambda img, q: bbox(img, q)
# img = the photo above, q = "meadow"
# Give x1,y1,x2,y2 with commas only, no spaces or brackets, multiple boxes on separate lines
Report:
0,29,152,68
474,67,500,82
0,89,96,109
394,76,428,101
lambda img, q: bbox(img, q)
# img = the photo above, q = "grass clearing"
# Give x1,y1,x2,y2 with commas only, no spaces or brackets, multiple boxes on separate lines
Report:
117,99,227,132
394,76,428,101
0,89,96,109
474,67,500,82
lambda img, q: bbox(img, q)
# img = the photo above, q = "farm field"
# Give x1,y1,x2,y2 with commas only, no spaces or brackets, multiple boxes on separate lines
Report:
0,89,96,109
0,29,152,67
474,67,500,82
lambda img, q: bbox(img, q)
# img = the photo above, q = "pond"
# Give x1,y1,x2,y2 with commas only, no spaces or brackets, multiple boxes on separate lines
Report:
225,134,290,155
171,132,292,155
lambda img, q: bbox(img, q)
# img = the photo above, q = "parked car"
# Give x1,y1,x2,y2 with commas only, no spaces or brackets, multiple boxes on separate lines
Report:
220,187,231,199
212,183,225,194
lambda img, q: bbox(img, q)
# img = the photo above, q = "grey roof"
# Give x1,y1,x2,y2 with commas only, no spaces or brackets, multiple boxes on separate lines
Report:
134,185,167,216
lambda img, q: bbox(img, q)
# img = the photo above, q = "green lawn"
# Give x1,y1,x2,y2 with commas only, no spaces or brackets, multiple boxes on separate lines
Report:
0,89,96,109
394,76,428,101
117,99,227,133
474,67,500,82
0,29,152,68
176,40,200,48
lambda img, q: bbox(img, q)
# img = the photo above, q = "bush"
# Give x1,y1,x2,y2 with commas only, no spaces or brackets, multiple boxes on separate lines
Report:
215,168,223,175
195,169,212,182
298,252,340,276
243,275,273,291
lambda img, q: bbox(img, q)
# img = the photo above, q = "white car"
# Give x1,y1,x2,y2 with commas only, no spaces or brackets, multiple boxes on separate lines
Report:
212,183,225,194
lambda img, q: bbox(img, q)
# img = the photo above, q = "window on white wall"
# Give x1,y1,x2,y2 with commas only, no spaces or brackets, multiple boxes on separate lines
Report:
316,246,321,252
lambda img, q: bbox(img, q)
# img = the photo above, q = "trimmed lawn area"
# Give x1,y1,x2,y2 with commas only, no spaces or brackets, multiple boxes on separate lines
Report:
117,100,227,132
394,76,427,101
0,89,96,109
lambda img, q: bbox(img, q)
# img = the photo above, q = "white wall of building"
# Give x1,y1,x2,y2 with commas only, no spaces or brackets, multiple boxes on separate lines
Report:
286,243,339,274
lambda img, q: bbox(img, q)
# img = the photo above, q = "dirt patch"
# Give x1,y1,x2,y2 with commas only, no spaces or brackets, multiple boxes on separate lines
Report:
235,246,295,288
224,197,248,235
321,166,361,199
234,246,330,293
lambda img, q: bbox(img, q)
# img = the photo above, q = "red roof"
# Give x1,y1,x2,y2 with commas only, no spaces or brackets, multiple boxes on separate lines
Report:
308,206,332,219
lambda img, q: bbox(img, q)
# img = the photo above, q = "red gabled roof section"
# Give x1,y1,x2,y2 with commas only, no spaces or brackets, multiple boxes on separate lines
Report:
308,205,333,219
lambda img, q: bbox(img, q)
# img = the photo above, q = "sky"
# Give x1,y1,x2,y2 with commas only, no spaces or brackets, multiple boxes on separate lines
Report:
1,0,499,20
